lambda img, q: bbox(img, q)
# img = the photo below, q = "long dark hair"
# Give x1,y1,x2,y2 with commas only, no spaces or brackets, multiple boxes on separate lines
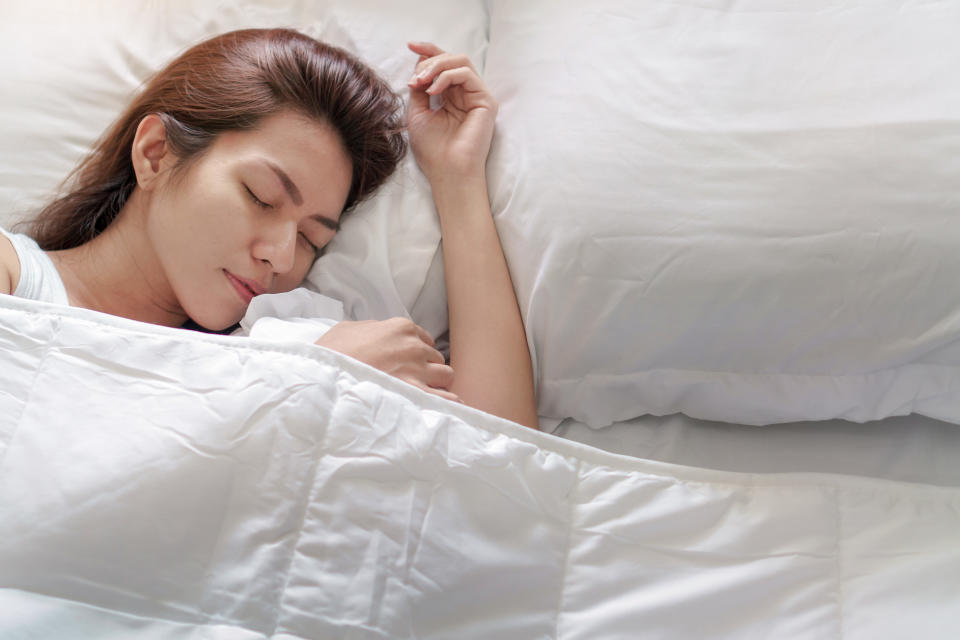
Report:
31,28,406,250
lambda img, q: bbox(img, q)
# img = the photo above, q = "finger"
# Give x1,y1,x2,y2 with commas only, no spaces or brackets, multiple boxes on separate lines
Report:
407,41,445,58
431,388,464,404
424,362,455,390
409,53,477,87
419,384,464,404
406,50,435,112
408,82,431,114
422,344,445,365
425,66,486,96
410,322,436,348
417,53,478,79
386,317,430,342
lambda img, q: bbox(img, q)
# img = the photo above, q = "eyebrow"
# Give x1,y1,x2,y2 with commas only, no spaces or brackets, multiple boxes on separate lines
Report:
263,160,341,232
310,214,341,232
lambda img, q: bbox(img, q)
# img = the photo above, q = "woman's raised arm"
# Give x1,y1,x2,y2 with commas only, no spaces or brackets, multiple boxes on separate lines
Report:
406,42,538,430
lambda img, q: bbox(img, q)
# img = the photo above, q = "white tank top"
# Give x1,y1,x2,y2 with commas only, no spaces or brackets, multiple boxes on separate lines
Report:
0,227,69,305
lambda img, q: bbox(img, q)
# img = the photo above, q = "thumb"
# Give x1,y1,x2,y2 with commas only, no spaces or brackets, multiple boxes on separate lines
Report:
407,53,432,114
408,83,431,116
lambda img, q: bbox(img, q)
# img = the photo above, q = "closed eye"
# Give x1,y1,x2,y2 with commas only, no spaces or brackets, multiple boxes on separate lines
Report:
244,184,272,209
299,231,321,256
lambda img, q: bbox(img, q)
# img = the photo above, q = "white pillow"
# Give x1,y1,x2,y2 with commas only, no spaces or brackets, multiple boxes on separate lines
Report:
484,0,960,427
0,0,486,333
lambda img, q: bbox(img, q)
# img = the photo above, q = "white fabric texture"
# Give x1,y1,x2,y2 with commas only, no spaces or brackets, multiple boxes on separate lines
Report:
0,0,484,334
1,295,958,639
482,0,960,427
237,288,345,343
0,228,68,306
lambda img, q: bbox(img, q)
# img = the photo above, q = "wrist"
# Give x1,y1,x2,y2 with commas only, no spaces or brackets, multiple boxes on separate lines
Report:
430,173,490,216
417,151,487,188
428,169,487,198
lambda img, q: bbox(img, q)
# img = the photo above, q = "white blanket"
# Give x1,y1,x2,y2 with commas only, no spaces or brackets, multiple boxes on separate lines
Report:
1,296,958,639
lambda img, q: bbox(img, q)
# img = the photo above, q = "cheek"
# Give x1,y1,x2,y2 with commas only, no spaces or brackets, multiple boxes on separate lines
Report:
156,173,236,251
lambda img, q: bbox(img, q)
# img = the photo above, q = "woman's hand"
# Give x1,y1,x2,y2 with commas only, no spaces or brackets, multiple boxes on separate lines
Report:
315,317,460,403
406,42,498,184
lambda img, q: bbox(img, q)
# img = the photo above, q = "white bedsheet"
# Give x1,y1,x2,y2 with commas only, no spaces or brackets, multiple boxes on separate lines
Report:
555,413,960,488
1,296,958,639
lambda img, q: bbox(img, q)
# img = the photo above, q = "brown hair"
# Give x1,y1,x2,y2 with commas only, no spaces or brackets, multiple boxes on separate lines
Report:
31,28,406,250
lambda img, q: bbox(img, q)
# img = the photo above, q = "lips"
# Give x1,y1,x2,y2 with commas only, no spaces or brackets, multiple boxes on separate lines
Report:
224,270,266,304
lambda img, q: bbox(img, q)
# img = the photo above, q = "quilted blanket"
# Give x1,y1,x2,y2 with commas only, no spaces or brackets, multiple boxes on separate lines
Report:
0,296,957,639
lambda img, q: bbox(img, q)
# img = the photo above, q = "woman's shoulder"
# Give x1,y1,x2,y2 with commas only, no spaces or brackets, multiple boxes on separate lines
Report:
0,228,23,295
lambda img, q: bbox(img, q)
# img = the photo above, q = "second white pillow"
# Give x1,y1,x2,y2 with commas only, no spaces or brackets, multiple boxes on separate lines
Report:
484,0,960,427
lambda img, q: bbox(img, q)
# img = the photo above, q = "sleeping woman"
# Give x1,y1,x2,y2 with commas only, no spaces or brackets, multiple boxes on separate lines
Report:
0,29,538,429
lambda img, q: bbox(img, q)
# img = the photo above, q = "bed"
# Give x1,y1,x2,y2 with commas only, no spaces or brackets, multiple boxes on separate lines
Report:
1,1,959,638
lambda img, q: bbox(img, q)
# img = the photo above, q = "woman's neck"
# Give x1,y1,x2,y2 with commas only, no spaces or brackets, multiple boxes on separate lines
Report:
48,192,188,328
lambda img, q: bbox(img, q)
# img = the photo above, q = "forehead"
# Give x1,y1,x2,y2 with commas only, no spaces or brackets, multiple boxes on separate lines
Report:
211,111,353,215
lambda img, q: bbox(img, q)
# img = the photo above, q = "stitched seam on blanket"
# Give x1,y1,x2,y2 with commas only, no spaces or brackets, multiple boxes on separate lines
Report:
833,488,846,640
1,589,271,637
0,315,56,471
553,459,582,640
264,376,334,638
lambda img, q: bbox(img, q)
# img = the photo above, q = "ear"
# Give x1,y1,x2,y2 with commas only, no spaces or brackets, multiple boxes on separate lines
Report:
131,114,176,191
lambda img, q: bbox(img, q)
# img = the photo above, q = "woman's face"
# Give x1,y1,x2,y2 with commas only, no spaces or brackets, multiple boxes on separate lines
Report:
148,111,353,330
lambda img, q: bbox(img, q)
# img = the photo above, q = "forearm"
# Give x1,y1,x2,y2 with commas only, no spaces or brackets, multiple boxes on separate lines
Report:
432,176,538,429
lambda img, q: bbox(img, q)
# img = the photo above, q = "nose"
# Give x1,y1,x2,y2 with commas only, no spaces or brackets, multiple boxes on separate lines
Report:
252,218,297,274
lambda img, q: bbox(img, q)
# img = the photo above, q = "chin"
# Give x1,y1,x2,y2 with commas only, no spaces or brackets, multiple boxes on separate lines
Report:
184,304,245,333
